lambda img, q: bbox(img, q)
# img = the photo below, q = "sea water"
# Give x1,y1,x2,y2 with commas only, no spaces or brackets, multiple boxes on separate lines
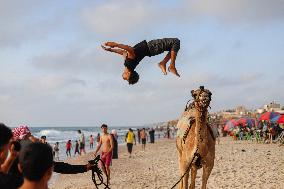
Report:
29,126,135,160
28,126,162,161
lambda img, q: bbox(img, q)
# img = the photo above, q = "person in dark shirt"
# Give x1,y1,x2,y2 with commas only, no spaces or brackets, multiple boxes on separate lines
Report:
18,142,53,189
0,123,22,189
9,132,95,178
111,130,118,159
101,38,181,85
74,140,80,156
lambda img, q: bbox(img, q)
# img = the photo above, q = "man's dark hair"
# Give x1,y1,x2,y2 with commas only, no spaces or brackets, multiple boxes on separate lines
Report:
19,142,53,181
101,124,108,128
41,135,46,139
0,123,13,149
78,130,81,133
128,71,139,85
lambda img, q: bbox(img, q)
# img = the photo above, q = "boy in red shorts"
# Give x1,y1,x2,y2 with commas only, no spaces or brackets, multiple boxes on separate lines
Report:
94,124,114,184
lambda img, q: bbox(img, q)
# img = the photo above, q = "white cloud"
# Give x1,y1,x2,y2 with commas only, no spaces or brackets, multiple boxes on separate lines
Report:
184,0,284,23
81,1,154,37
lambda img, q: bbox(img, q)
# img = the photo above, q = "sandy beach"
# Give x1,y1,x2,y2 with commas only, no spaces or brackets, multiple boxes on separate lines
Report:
51,137,284,189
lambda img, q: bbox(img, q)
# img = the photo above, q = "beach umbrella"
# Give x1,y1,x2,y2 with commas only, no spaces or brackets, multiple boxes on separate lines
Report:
236,117,255,128
277,115,284,124
224,119,237,132
258,112,280,122
270,115,281,123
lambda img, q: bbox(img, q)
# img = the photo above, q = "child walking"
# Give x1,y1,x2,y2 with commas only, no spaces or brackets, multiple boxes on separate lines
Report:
74,140,80,156
66,140,72,157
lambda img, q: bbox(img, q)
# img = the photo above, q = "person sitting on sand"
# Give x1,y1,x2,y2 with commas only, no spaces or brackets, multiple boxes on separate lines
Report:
18,142,53,189
101,38,181,85
94,124,114,184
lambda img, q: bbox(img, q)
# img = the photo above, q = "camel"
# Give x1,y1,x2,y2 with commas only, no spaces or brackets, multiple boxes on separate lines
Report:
176,86,215,189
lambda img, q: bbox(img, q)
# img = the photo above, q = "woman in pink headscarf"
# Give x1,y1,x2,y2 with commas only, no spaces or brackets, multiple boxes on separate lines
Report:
12,125,38,142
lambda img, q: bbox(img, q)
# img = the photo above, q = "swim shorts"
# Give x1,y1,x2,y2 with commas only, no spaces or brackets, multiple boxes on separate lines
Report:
101,151,113,166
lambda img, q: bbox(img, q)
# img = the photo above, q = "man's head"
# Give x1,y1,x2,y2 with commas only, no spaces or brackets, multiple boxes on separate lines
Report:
18,142,53,183
40,136,46,143
122,69,139,85
78,130,81,134
0,123,13,164
101,124,108,134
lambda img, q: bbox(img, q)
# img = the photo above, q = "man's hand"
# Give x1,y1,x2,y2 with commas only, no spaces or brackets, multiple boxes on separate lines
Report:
101,45,112,51
10,143,19,159
104,42,117,48
86,163,93,171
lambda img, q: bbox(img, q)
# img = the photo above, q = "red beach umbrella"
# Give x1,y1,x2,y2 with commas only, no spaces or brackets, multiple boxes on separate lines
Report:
258,112,280,122
236,117,255,128
277,115,284,124
224,119,237,132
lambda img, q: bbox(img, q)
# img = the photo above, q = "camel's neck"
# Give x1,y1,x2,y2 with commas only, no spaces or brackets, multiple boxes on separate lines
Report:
195,107,208,151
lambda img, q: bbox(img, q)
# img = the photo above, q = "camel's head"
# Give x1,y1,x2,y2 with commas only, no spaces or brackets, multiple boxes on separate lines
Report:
191,86,212,111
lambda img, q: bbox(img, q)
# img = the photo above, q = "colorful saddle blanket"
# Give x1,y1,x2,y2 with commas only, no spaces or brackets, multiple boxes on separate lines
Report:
176,109,195,138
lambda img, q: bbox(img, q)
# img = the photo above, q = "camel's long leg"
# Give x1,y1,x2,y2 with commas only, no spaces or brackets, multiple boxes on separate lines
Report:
178,154,189,189
201,161,214,189
181,164,189,189
189,166,197,189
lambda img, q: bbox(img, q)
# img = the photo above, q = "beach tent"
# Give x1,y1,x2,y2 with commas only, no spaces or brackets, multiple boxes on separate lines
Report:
258,112,280,122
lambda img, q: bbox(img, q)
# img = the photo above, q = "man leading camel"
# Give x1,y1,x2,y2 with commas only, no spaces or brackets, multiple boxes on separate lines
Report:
102,38,181,85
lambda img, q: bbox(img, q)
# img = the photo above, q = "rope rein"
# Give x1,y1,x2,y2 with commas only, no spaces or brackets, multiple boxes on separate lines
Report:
89,155,111,189
170,149,199,189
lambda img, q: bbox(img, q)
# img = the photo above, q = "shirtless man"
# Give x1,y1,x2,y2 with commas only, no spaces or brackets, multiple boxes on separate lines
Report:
140,128,148,151
94,124,114,184
102,38,181,85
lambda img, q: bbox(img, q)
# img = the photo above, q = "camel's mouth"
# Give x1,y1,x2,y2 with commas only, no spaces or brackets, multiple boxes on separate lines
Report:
191,87,212,109
198,95,211,108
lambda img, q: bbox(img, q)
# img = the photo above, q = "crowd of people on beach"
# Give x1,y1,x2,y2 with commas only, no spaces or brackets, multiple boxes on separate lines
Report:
223,121,284,145
0,122,165,188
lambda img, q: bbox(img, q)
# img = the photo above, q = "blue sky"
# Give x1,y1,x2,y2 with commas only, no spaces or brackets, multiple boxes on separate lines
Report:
1,0,283,127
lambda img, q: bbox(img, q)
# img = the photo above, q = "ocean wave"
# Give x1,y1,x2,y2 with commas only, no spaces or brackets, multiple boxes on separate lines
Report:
34,129,97,143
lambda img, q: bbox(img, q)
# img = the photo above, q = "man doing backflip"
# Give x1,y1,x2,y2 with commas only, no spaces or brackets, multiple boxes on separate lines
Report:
102,38,181,85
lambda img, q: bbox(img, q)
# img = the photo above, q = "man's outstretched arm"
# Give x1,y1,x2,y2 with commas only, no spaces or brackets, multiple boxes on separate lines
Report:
104,42,135,59
101,45,126,56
